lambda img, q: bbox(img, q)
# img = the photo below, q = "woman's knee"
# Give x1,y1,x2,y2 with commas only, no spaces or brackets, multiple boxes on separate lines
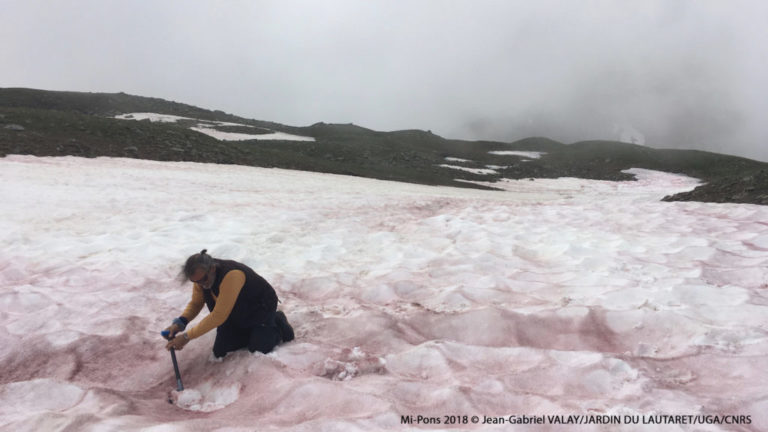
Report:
213,346,228,358
248,326,279,354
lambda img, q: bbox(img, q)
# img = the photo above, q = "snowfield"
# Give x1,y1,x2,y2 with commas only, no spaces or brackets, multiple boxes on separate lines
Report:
1,155,767,431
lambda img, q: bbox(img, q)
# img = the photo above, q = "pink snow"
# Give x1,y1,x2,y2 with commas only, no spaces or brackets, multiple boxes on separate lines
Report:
1,155,767,431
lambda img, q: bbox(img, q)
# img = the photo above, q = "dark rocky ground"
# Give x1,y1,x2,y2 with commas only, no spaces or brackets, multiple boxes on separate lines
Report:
1,88,766,205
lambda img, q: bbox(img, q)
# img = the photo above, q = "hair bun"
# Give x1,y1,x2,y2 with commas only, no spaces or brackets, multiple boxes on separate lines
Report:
200,249,207,255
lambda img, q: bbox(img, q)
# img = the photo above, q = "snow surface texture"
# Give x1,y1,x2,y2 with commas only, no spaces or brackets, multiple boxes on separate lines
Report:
2,155,768,431
114,112,315,141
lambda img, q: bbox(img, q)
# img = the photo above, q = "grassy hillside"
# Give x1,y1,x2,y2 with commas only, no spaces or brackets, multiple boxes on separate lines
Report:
1,88,766,204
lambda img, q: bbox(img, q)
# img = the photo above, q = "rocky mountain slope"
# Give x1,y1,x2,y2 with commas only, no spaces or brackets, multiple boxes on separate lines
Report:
1,88,766,204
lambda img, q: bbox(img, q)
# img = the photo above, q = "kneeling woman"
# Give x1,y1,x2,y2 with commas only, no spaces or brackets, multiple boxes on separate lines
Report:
165,250,294,357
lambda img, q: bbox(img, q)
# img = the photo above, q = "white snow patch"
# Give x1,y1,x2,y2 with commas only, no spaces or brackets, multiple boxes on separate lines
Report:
114,112,315,141
190,125,315,142
488,151,546,158
172,381,242,412
114,112,193,123
438,164,498,175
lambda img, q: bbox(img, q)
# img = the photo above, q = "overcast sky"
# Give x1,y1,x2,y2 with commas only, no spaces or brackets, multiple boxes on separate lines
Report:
2,0,767,161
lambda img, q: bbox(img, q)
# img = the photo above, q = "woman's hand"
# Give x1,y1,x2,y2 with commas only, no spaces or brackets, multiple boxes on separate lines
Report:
165,333,190,351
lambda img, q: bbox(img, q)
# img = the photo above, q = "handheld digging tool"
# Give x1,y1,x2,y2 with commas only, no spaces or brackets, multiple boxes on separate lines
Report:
161,330,184,394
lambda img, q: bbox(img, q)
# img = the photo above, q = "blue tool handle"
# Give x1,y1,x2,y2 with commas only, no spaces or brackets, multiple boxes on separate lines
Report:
161,330,171,339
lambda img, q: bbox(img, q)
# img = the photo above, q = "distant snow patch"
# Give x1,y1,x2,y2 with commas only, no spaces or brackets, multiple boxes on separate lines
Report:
438,164,498,175
190,126,315,142
445,157,472,163
114,113,192,123
114,112,315,142
488,151,545,159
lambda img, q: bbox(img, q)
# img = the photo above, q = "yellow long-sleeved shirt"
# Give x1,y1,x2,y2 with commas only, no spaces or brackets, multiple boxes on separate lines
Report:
180,269,246,339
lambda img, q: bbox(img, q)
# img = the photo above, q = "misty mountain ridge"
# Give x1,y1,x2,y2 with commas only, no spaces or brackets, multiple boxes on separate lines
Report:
1,88,766,205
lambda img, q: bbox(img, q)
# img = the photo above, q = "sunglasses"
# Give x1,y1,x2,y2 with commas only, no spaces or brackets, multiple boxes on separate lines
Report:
190,268,212,285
